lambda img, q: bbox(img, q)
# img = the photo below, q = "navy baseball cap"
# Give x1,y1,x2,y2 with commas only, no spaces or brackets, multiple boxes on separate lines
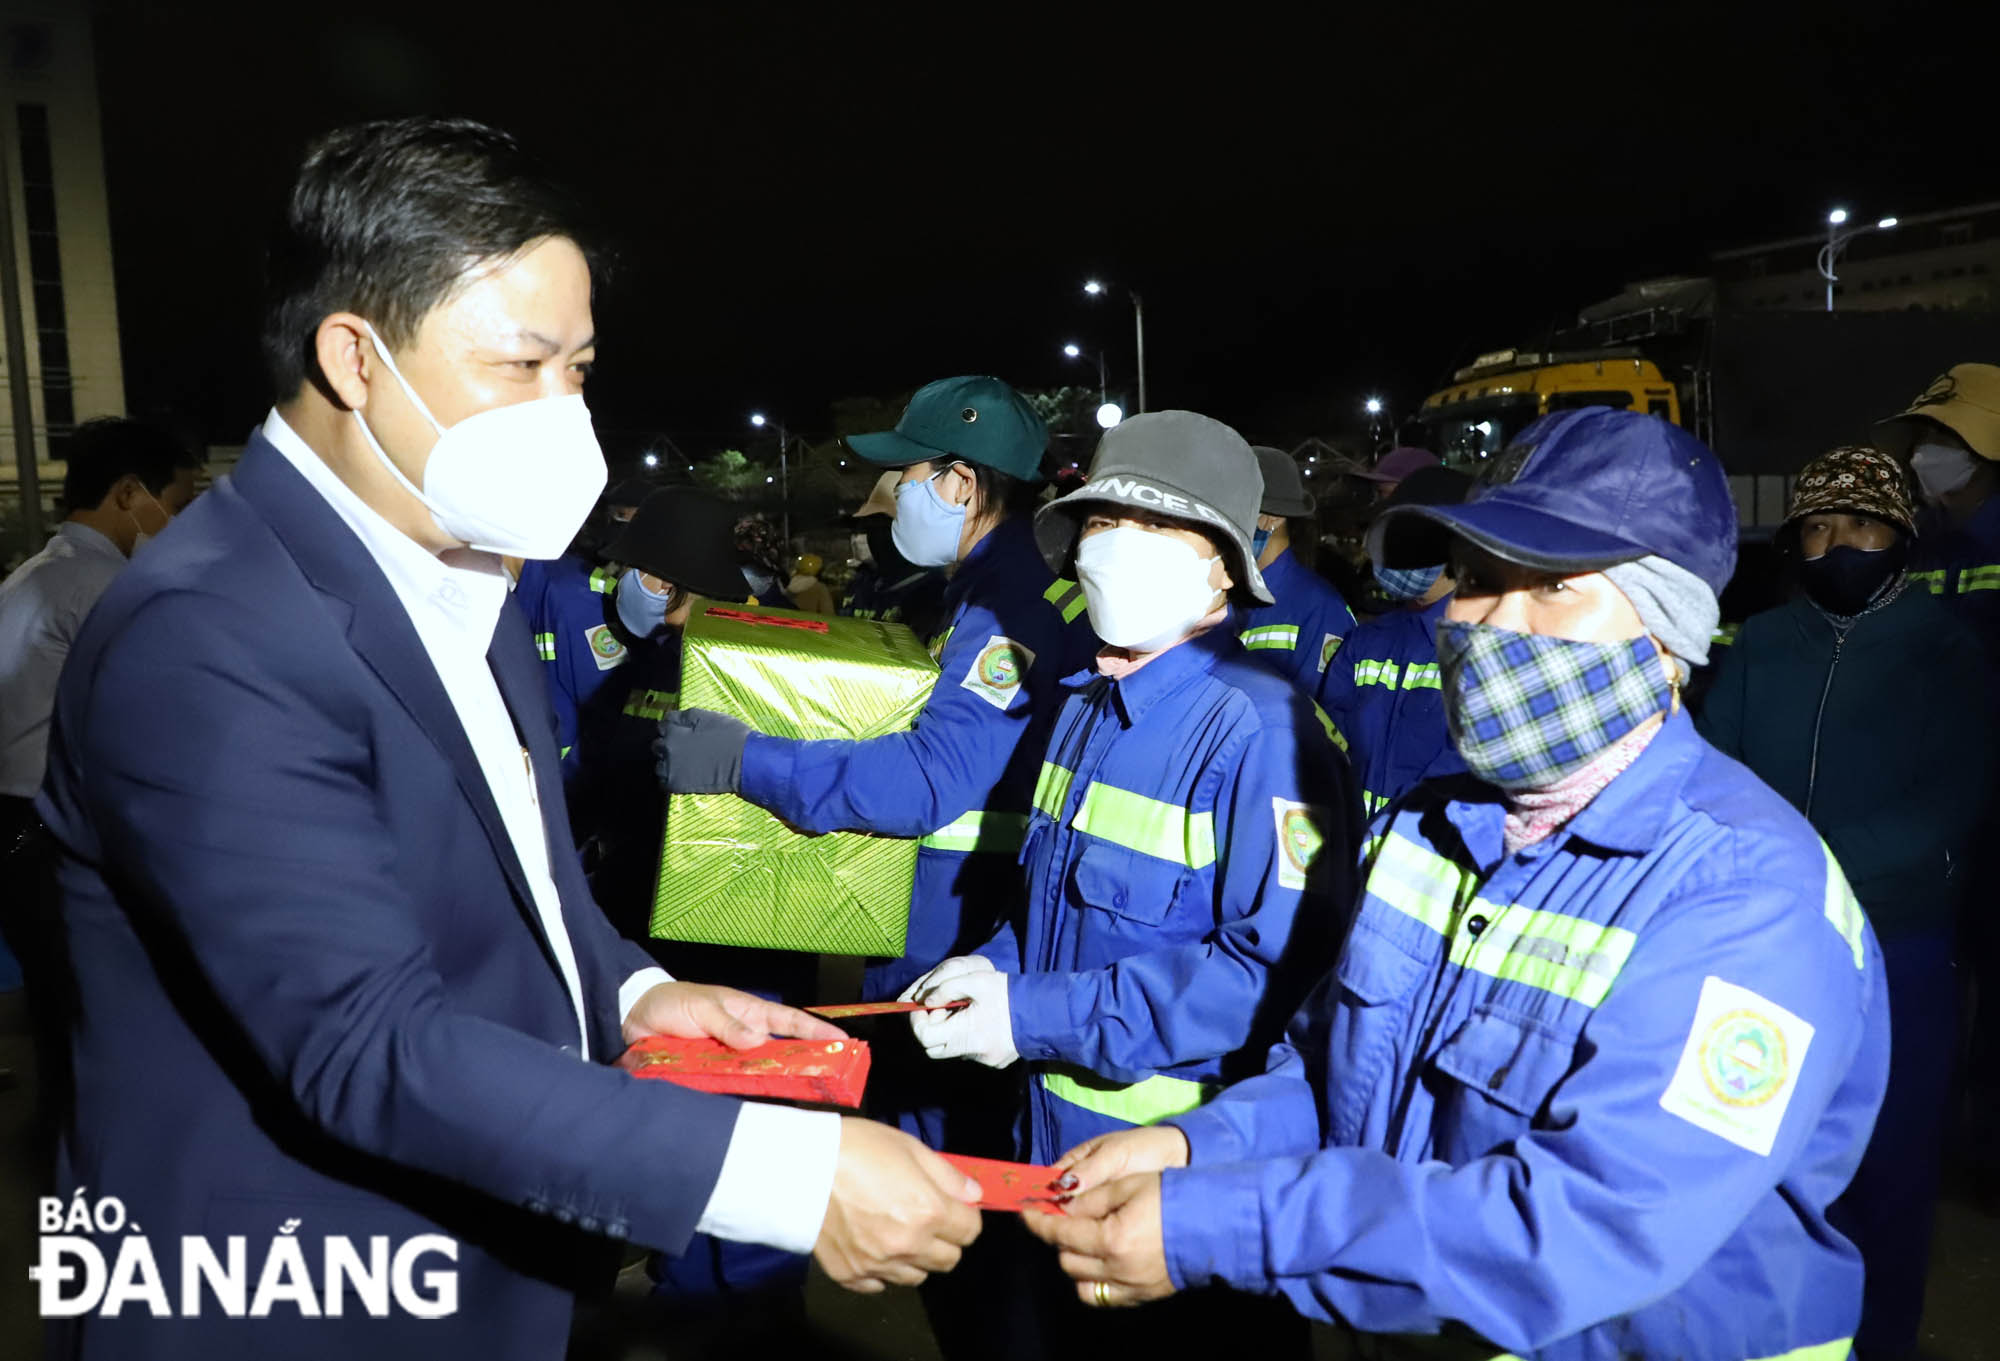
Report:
1368,407,1739,596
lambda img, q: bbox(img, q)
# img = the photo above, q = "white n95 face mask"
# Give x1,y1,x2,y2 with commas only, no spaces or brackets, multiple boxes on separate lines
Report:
354,321,607,559
1075,524,1221,652
1911,440,1979,501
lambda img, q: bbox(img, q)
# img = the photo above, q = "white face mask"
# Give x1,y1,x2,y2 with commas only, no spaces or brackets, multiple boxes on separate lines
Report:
126,486,170,556
1075,524,1220,652
1910,440,1979,502
353,321,607,559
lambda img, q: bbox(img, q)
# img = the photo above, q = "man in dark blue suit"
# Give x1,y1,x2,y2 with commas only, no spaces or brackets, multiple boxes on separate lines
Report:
29,118,980,1360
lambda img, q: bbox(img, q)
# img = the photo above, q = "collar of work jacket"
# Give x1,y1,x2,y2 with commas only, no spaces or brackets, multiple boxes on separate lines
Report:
1062,622,1238,729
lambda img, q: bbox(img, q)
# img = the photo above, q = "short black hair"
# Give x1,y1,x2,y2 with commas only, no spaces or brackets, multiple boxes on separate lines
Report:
260,117,596,398
61,418,198,511
967,460,1045,525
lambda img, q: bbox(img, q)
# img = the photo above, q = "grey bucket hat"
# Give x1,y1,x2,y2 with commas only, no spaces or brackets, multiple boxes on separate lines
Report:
1034,410,1274,605
1253,445,1315,517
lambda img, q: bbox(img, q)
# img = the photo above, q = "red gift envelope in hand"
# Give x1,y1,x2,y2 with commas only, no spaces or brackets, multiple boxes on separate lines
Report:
806,998,971,1020
618,1035,870,1109
941,1153,1068,1215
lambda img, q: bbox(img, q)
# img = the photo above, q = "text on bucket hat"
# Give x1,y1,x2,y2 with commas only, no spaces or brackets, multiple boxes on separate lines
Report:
1034,411,1274,605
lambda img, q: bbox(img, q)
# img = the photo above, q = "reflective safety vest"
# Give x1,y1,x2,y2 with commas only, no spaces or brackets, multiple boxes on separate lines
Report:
983,624,1361,1165
1911,497,2000,689
1316,594,1464,815
737,517,1100,999
1160,711,1888,1361
1236,548,1357,696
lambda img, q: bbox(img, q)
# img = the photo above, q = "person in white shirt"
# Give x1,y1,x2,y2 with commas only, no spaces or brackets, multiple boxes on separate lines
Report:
31,117,979,1361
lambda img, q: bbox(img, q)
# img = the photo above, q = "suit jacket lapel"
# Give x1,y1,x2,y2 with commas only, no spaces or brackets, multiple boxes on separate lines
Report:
230,436,559,967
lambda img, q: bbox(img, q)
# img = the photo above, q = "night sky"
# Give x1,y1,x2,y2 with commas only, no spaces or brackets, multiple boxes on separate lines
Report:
89,1,1988,458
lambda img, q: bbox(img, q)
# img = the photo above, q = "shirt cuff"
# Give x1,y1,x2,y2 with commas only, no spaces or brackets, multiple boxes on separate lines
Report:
738,731,789,808
1005,969,1086,1063
1159,1162,1267,1293
695,1102,842,1255
618,967,676,1030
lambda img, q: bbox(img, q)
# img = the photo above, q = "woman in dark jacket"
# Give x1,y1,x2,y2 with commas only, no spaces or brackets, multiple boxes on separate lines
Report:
1699,444,1993,1360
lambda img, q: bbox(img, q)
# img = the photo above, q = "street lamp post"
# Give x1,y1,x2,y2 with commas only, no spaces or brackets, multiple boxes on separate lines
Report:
1063,342,1107,405
1365,396,1386,453
1818,207,1899,313
1084,279,1147,413
749,412,790,544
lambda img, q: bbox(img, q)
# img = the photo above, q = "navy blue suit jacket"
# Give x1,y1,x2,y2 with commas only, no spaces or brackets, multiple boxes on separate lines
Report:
34,434,742,1359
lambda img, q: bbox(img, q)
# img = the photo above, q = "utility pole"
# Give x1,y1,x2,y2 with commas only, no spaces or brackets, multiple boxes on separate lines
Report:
0,129,45,550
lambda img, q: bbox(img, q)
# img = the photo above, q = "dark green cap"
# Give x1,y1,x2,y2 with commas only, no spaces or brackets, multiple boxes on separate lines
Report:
845,375,1049,481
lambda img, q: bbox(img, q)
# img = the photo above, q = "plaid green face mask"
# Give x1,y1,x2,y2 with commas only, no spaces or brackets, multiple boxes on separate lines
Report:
1436,622,1673,791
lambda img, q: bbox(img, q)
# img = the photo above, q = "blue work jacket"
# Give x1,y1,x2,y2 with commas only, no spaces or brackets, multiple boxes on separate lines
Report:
985,624,1361,1165
737,517,1100,997
1161,711,1889,1361
511,552,624,787
1316,594,1464,816
1237,548,1357,695
1911,496,2000,685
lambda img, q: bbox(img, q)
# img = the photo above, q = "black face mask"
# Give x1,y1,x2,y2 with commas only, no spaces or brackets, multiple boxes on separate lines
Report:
1798,540,1907,616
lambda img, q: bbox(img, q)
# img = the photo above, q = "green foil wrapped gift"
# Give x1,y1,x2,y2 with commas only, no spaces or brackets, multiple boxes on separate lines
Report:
652,602,939,956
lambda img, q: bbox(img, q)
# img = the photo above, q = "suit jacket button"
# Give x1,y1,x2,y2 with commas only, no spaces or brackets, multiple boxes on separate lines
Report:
553,1206,576,1225
578,1215,601,1234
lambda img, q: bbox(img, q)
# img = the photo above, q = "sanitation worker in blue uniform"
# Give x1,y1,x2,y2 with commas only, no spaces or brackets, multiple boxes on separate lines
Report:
1235,445,1355,692
1027,408,1890,1361
904,410,1362,1357
1317,464,1472,816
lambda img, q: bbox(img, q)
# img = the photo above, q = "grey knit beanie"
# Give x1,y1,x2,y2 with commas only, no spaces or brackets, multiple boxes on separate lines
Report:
1603,555,1719,677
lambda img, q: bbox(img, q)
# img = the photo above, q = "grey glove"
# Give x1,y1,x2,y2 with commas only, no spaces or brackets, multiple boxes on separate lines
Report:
654,708,751,794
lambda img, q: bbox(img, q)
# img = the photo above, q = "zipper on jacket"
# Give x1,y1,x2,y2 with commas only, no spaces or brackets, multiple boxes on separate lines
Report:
1804,629,1845,818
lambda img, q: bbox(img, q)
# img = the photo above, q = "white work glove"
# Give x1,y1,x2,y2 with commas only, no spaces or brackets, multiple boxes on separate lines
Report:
905,955,1019,1069
897,953,995,1004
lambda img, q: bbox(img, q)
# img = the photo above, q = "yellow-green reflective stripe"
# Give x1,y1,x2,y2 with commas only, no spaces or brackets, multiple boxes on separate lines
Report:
589,567,617,594
1240,624,1300,651
1071,781,1216,868
1822,841,1865,969
1041,1069,1216,1125
1033,761,1075,819
1362,789,1389,815
1907,569,1947,595
1961,565,2000,593
535,632,556,660
1043,577,1090,624
928,625,955,663
1402,663,1441,690
622,688,678,721
1313,702,1349,754
1492,1341,1853,1361
1365,832,1471,935
1354,658,1400,688
1449,900,1638,1009
559,745,571,759
1366,834,1638,1007
919,810,1031,854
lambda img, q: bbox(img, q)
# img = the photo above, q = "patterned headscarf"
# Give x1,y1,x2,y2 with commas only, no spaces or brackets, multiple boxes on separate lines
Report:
1785,445,1916,535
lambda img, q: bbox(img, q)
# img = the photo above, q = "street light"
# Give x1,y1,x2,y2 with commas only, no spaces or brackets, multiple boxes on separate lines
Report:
750,411,791,543
1063,341,1108,405
1083,279,1147,414
1364,396,1388,453
1095,402,1124,430
642,452,658,467
1364,397,1383,416
1819,206,1899,312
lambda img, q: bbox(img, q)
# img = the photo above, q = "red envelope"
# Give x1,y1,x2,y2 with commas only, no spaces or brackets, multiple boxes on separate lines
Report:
941,1153,1068,1215
806,998,971,1020
618,1035,870,1108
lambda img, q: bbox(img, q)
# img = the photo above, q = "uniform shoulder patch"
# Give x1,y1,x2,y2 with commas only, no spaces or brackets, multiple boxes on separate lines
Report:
585,623,629,671
1319,632,1343,674
1659,975,1815,1157
960,634,1034,710
1271,797,1328,891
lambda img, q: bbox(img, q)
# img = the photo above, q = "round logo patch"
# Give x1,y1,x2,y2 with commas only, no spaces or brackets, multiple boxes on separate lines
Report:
591,628,624,660
976,641,1021,689
1700,1009,1788,1107
1279,808,1317,874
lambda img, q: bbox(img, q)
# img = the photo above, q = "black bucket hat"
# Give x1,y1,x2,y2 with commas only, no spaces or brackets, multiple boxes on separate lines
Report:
603,488,751,602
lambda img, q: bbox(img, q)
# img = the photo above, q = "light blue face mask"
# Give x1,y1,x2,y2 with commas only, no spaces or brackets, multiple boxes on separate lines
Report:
1251,527,1273,558
1375,562,1445,603
891,467,968,568
615,568,676,638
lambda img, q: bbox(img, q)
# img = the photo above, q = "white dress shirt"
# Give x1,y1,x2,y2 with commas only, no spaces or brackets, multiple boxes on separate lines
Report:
0,521,130,797
261,411,837,1254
